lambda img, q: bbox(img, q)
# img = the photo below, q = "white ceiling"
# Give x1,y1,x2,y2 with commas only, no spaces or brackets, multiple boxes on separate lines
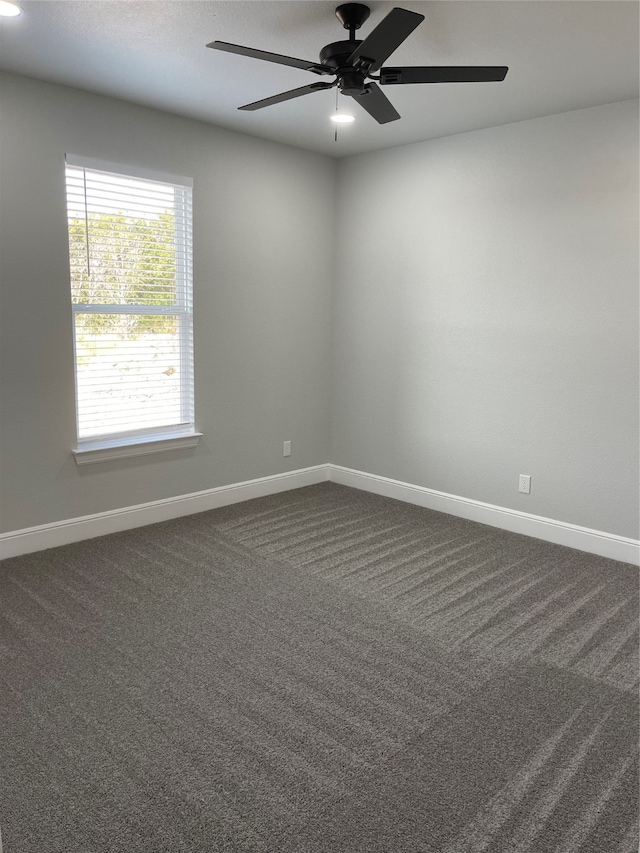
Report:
0,1,638,157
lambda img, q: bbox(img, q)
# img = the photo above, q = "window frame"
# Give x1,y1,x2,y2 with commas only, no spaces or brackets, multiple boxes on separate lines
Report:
65,154,200,465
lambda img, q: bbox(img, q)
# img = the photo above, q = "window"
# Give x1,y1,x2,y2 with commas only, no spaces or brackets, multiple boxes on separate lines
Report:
64,155,199,463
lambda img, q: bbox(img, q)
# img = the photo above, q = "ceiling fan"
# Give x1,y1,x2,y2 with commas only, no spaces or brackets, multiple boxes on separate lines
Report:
207,3,508,124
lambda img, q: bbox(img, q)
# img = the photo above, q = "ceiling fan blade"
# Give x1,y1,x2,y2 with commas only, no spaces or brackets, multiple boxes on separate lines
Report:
238,81,336,111
351,82,400,124
207,41,332,76
347,8,425,74
380,66,509,85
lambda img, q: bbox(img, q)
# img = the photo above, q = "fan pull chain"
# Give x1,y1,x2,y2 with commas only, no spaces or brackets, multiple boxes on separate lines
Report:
334,87,339,142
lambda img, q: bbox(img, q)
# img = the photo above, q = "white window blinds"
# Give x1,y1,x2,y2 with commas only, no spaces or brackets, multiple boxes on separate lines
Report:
65,156,195,451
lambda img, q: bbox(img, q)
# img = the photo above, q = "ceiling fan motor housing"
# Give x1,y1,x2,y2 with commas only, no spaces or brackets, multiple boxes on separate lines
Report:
329,2,372,93
319,40,367,95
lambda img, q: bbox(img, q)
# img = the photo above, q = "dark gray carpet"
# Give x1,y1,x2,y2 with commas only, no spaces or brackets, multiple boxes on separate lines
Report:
0,482,637,852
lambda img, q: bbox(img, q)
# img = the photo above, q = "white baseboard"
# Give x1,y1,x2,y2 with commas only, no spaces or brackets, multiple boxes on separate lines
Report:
328,465,640,566
0,465,330,559
2,463,637,565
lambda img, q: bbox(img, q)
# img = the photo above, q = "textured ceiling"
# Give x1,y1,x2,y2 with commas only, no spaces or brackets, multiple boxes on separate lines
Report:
0,1,638,157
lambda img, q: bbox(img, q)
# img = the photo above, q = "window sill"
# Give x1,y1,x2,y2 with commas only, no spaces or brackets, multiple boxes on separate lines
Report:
72,432,203,466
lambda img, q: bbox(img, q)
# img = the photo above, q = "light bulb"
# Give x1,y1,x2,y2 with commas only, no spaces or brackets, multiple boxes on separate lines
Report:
331,114,355,124
0,0,21,16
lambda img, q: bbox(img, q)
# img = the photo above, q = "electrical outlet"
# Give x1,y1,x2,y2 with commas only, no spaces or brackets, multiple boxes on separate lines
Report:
519,474,531,494
283,440,291,457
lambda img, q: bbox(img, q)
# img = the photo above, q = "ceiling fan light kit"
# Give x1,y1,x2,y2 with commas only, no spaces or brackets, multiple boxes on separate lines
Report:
207,4,508,126
0,0,21,17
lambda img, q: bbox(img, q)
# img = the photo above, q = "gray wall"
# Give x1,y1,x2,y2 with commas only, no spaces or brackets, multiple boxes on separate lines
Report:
1,73,638,542
331,100,639,539
0,73,335,532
